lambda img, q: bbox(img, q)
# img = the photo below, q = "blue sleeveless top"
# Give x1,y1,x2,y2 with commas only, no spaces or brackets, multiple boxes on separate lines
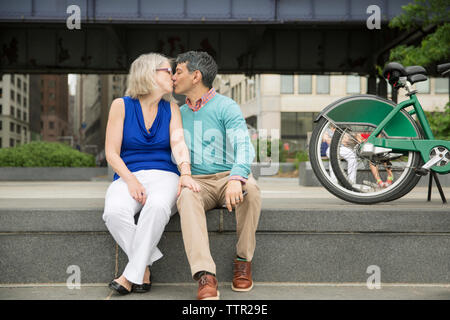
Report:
113,96,180,181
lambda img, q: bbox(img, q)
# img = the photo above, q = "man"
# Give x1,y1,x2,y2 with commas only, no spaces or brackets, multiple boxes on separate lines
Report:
173,51,261,300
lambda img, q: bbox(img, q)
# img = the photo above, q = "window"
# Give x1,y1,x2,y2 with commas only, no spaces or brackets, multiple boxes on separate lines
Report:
49,121,55,129
16,124,21,134
10,139,14,147
23,97,27,107
10,122,14,132
0,104,2,114
346,75,361,94
316,75,330,94
17,78,21,89
0,88,2,98
49,92,55,100
0,120,2,131
0,137,2,148
49,106,56,114
23,112,27,121
237,83,242,104
232,84,242,104
298,75,312,94
49,80,56,88
280,75,294,94
10,90,14,101
416,79,430,93
17,109,21,119
281,112,320,151
10,75,14,85
17,93,21,105
435,78,449,93
10,106,14,117
248,77,256,100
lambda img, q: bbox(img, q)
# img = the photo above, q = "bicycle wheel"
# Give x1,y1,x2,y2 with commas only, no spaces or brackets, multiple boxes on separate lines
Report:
309,116,422,204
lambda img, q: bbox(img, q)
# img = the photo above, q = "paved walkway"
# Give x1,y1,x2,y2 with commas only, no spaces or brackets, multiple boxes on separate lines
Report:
1,283,449,300
0,177,448,210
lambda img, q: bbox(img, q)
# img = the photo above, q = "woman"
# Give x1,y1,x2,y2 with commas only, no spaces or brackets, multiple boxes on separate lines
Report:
103,53,200,295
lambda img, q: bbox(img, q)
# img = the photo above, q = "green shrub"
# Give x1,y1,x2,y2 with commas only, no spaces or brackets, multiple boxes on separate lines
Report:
253,138,288,163
294,150,309,170
425,103,450,141
0,141,96,167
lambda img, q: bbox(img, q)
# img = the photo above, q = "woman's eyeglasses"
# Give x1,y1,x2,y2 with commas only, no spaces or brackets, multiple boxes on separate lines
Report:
156,67,173,75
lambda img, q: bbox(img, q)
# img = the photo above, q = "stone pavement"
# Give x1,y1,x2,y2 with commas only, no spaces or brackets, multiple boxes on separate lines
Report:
1,283,449,300
0,177,449,209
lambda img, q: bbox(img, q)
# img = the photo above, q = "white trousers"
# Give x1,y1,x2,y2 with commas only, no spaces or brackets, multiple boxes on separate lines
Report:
326,146,358,184
102,169,179,284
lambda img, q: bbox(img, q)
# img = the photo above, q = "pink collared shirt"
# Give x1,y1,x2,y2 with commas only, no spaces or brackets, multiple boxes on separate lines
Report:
186,87,217,112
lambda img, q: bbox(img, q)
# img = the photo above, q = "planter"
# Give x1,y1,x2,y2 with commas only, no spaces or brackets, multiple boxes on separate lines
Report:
0,167,108,181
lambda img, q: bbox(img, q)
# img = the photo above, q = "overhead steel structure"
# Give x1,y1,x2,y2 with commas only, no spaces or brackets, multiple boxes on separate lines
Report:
0,0,419,77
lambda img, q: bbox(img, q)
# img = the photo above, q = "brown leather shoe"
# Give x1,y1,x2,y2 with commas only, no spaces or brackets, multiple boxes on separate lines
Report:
232,259,253,292
197,274,220,300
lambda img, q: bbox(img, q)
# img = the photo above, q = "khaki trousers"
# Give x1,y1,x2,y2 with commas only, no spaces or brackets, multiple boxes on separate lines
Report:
176,171,261,279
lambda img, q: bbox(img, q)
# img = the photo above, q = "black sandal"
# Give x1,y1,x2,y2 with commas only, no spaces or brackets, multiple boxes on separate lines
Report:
108,279,132,295
132,266,152,293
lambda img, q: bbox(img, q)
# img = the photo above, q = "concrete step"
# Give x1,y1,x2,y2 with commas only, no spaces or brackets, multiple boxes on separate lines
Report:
1,199,449,285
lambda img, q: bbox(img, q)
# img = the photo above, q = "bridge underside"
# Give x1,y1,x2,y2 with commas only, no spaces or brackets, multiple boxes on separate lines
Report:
1,23,406,76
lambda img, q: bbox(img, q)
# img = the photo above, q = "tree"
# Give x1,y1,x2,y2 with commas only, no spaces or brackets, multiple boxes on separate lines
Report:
425,102,450,140
388,0,450,67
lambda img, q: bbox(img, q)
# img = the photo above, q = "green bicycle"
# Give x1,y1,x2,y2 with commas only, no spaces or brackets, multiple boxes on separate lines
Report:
309,62,450,204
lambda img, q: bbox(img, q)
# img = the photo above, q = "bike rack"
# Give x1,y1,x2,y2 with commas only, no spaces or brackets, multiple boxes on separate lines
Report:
427,171,447,204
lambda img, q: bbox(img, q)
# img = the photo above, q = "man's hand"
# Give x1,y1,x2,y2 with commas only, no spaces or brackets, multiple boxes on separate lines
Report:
225,180,243,212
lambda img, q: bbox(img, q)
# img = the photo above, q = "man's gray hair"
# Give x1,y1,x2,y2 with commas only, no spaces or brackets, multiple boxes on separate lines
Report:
176,51,218,89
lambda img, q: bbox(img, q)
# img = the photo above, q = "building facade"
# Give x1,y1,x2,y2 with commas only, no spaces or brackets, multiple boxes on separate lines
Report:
218,74,449,152
0,74,30,148
40,75,69,143
71,74,127,158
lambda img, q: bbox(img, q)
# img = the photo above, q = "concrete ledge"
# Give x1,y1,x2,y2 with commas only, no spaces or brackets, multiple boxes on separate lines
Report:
251,163,296,179
1,207,449,234
1,232,449,284
0,206,449,284
0,167,108,181
0,164,294,182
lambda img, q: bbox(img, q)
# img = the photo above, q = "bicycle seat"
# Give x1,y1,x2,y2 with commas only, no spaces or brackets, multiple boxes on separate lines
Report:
382,62,406,87
405,66,427,76
437,63,450,76
383,62,428,87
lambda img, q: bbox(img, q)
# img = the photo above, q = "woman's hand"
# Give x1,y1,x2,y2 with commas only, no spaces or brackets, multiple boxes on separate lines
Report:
177,175,201,197
126,176,147,205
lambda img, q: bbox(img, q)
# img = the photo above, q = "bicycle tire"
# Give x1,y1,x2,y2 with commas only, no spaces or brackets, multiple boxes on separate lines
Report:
328,111,423,204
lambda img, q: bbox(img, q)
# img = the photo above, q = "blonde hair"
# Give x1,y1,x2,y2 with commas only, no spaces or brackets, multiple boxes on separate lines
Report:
125,53,174,101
